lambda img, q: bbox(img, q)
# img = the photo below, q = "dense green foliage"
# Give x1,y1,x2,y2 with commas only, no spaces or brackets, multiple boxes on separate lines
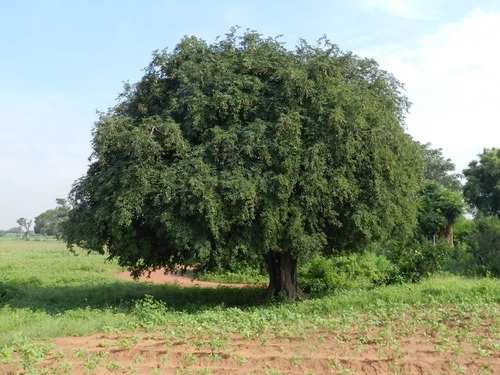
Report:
34,199,69,240
463,148,500,217
64,29,422,299
299,253,396,295
416,182,464,243
414,144,464,245
385,241,452,282
466,216,500,276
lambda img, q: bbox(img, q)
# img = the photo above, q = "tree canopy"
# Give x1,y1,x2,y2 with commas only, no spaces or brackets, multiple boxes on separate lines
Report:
64,29,422,300
34,199,70,240
417,142,462,192
416,182,463,245
415,143,464,245
463,148,500,218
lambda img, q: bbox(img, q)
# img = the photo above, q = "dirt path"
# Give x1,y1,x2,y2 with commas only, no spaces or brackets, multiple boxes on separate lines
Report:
115,268,260,288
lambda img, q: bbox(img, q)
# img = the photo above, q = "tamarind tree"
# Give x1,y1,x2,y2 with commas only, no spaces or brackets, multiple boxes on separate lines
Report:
64,29,421,300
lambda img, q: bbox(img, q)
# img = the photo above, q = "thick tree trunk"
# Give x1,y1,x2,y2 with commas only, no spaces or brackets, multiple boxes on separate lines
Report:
261,251,303,301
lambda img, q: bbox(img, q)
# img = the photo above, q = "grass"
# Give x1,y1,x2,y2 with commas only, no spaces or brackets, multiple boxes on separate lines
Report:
1,238,499,374
194,269,268,285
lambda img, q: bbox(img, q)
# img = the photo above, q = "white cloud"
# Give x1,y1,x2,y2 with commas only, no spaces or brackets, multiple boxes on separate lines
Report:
360,0,434,19
361,9,500,172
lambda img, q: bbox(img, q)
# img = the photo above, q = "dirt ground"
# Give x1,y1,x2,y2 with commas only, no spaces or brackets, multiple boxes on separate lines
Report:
38,328,498,375
115,268,254,288
3,271,498,374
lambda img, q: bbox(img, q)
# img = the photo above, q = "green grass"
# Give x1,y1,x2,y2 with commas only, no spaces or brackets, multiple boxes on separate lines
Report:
1,237,499,368
194,269,268,284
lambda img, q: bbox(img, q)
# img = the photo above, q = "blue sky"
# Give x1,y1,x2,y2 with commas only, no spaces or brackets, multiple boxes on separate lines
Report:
1,0,499,229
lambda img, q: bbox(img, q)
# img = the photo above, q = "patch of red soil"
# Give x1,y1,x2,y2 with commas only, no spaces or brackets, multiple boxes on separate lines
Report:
115,268,259,289
3,327,498,375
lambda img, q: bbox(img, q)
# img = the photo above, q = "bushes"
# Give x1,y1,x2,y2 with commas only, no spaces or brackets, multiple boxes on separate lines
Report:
299,241,454,296
298,252,396,295
467,216,500,277
385,241,452,283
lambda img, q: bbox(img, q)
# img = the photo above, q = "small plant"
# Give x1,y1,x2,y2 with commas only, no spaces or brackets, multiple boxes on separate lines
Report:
289,355,301,366
232,354,248,366
265,369,282,375
132,295,169,330
10,335,54,373
117,335,141,350
53,360,74,375
106,360,124,372
208,352,222,363
479,364,494,375
447,361,466,374
181,352,197,367
0,345,14,364
133,355,145,363
450,343,464,356
159,354,168,366
476,346,490,358
74,349,108,372
196,368,213,375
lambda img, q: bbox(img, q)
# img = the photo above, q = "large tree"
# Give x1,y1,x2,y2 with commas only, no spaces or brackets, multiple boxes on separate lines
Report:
463,148,500,218
64,30,421,300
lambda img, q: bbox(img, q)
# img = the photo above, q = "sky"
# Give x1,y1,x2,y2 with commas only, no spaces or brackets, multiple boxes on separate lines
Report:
1,0,499,230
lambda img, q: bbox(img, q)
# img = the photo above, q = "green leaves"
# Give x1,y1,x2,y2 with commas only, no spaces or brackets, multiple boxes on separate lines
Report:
417,182,464,240
65,29,422,282
463,148,500,218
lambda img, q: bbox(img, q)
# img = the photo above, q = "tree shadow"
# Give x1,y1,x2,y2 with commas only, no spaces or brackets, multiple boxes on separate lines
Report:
0,279,264,315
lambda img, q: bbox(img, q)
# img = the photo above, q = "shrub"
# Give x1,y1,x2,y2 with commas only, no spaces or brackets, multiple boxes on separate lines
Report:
467,216,500,277
443,242,481,276
385,240,451,283
298,252,396,295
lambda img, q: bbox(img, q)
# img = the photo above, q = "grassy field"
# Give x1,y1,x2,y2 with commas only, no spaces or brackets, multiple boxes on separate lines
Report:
0,238,499,374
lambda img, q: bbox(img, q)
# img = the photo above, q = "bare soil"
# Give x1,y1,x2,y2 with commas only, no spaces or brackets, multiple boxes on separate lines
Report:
5,327,498,375
115,268,255,288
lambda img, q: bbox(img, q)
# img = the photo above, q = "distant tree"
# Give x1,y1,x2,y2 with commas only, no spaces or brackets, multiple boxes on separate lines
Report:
417,142,462,192
414,143,464,246
64,30,422,300
34,199,70,240
16,217,32,240
463,148,500,218
416,182,464,245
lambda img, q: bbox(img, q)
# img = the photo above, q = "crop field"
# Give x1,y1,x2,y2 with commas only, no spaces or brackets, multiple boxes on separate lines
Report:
0,238,499,374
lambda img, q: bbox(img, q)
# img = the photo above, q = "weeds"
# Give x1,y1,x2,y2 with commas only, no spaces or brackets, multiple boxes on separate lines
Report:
9,335,54,373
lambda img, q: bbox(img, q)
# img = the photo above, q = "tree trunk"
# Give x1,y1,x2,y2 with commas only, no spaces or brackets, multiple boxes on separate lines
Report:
261,251,303,301
442,223,454,247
